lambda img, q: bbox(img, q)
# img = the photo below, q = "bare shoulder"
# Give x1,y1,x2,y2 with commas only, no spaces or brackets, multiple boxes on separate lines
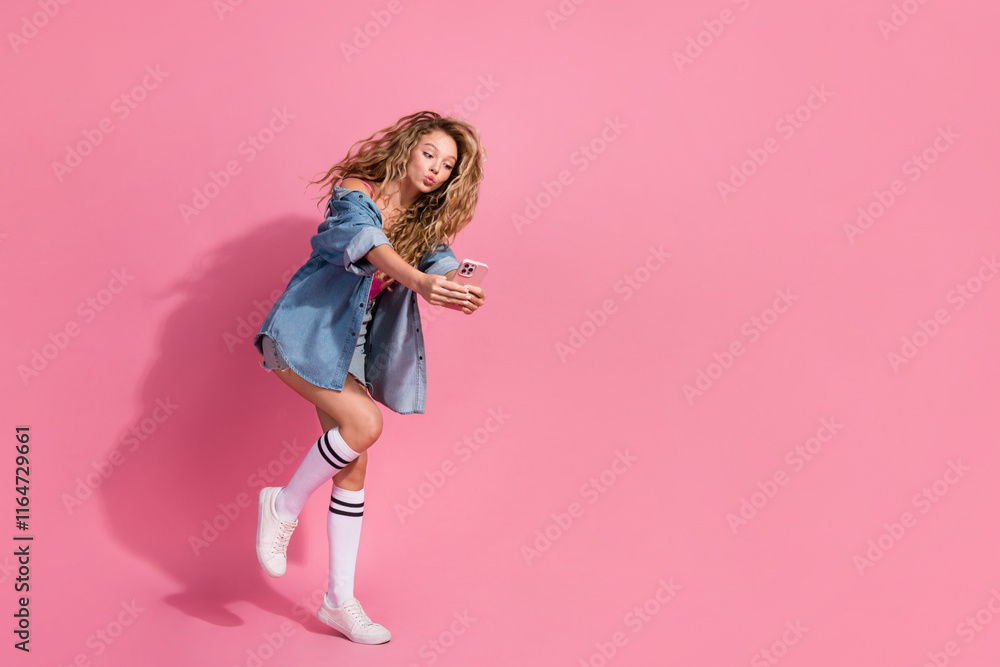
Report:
340,177,373,197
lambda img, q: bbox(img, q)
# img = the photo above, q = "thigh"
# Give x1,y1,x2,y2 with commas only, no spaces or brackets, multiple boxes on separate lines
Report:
271,366,382,451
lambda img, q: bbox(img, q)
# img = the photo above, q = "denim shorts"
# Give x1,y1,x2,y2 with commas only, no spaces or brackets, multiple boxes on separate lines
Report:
260,297,375,391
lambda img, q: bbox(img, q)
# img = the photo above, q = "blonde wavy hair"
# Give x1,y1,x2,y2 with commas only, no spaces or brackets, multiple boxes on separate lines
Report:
305,110,486,293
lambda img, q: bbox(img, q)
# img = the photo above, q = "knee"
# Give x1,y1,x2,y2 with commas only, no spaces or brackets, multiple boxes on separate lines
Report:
342,410,383,451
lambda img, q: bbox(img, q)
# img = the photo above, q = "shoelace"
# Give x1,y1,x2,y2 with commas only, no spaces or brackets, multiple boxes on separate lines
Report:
344,600,374,628
271,521,295,555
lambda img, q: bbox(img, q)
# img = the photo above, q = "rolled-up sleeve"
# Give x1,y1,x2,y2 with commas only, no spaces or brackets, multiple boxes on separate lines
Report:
310,204,392,276
419,244,460,276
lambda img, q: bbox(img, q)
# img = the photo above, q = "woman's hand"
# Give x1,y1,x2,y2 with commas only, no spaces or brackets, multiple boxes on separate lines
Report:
417,273,473,308
457,285,485,315
415,274,486,314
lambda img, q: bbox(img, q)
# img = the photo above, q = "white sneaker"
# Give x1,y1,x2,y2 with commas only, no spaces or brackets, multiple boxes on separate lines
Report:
256,487,297,577
317,594,391,644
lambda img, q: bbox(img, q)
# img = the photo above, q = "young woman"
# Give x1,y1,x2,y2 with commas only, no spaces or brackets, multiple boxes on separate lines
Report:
252,110,487,644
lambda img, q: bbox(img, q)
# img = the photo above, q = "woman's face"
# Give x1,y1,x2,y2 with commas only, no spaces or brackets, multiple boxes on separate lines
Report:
406,130,458,193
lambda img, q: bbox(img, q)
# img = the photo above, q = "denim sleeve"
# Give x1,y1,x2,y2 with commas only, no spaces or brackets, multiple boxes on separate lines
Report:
310,206,392,276
417,244,458,276
419,244,460,276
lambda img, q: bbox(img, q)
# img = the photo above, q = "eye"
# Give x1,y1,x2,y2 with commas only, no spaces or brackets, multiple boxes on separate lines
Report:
423,151,453,170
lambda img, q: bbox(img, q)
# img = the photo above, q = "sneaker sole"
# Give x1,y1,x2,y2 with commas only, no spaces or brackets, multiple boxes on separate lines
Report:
317,607,391,645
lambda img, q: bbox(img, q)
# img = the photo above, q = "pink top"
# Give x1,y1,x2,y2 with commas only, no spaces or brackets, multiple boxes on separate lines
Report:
355,178,376,199
350,179,389,300
370,275,387,298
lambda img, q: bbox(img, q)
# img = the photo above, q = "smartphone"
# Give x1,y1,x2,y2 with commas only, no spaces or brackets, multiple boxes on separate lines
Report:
444,259,488,310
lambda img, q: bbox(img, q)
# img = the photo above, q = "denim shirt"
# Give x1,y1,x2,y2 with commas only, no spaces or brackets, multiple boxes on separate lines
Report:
253,185,460,415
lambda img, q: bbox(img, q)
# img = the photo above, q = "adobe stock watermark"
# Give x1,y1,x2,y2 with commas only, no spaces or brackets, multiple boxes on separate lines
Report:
0,556,16,585
843,126,959,244
340,0,407,62
555,245,671,362
51,66,168,182
179,107,295,223
512,116,627,234
717,85,833,202
545,0,589,30
55,599,145,667
224,258,309,353
750,620,809,667
8,0,72,54
726,417,843,534
579,577,682,667
447,75,501,120
672,0,757,72
920,587,1000,667
61,397,179,514
394,407,511,524
853,459,969,575
521,448,639,566
887,254,997,372
19,268,136,386
189,438,308,555
213,0,249,20
877,0,933,40
682,288,799,405
291,586,327,625
406,610,477,667
232,619,297,667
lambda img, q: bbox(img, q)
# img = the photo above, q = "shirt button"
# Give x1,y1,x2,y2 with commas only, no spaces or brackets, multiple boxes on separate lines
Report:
350,332,356,336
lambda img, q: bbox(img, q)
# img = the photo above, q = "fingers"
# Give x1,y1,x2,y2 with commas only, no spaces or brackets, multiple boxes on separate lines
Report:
440,278,467,293
429,276,486,310
447,286,472,304
435,291,469,307
460,294,483,314
455,289,483,312
434,277,470,304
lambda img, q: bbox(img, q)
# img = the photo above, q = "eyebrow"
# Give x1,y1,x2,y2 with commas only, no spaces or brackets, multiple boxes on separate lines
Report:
421,142,457,162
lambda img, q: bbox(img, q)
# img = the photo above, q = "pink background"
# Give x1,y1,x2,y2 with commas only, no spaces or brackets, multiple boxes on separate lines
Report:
3,0,1000,665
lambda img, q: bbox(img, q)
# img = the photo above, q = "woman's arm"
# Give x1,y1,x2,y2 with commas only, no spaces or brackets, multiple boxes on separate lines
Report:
365,244,469,307
365,244,423,292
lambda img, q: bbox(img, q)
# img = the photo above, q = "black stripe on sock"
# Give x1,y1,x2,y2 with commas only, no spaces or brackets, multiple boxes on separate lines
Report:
331,497,365,509
316,434,342,469
318,432,350,469
329,506,364,517
325,432,353,467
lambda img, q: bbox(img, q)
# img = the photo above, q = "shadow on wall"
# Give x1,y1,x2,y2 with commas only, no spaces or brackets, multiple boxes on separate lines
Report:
99,215,328,627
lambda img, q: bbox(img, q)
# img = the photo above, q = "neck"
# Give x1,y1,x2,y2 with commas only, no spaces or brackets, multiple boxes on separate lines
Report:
380,178,420,211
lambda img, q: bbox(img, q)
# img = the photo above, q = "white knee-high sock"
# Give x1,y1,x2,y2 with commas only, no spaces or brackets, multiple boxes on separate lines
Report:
275,427,360,521
327,481,365,607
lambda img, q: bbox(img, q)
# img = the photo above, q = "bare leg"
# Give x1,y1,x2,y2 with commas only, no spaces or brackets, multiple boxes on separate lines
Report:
270,366,383,453
315,406,368,492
